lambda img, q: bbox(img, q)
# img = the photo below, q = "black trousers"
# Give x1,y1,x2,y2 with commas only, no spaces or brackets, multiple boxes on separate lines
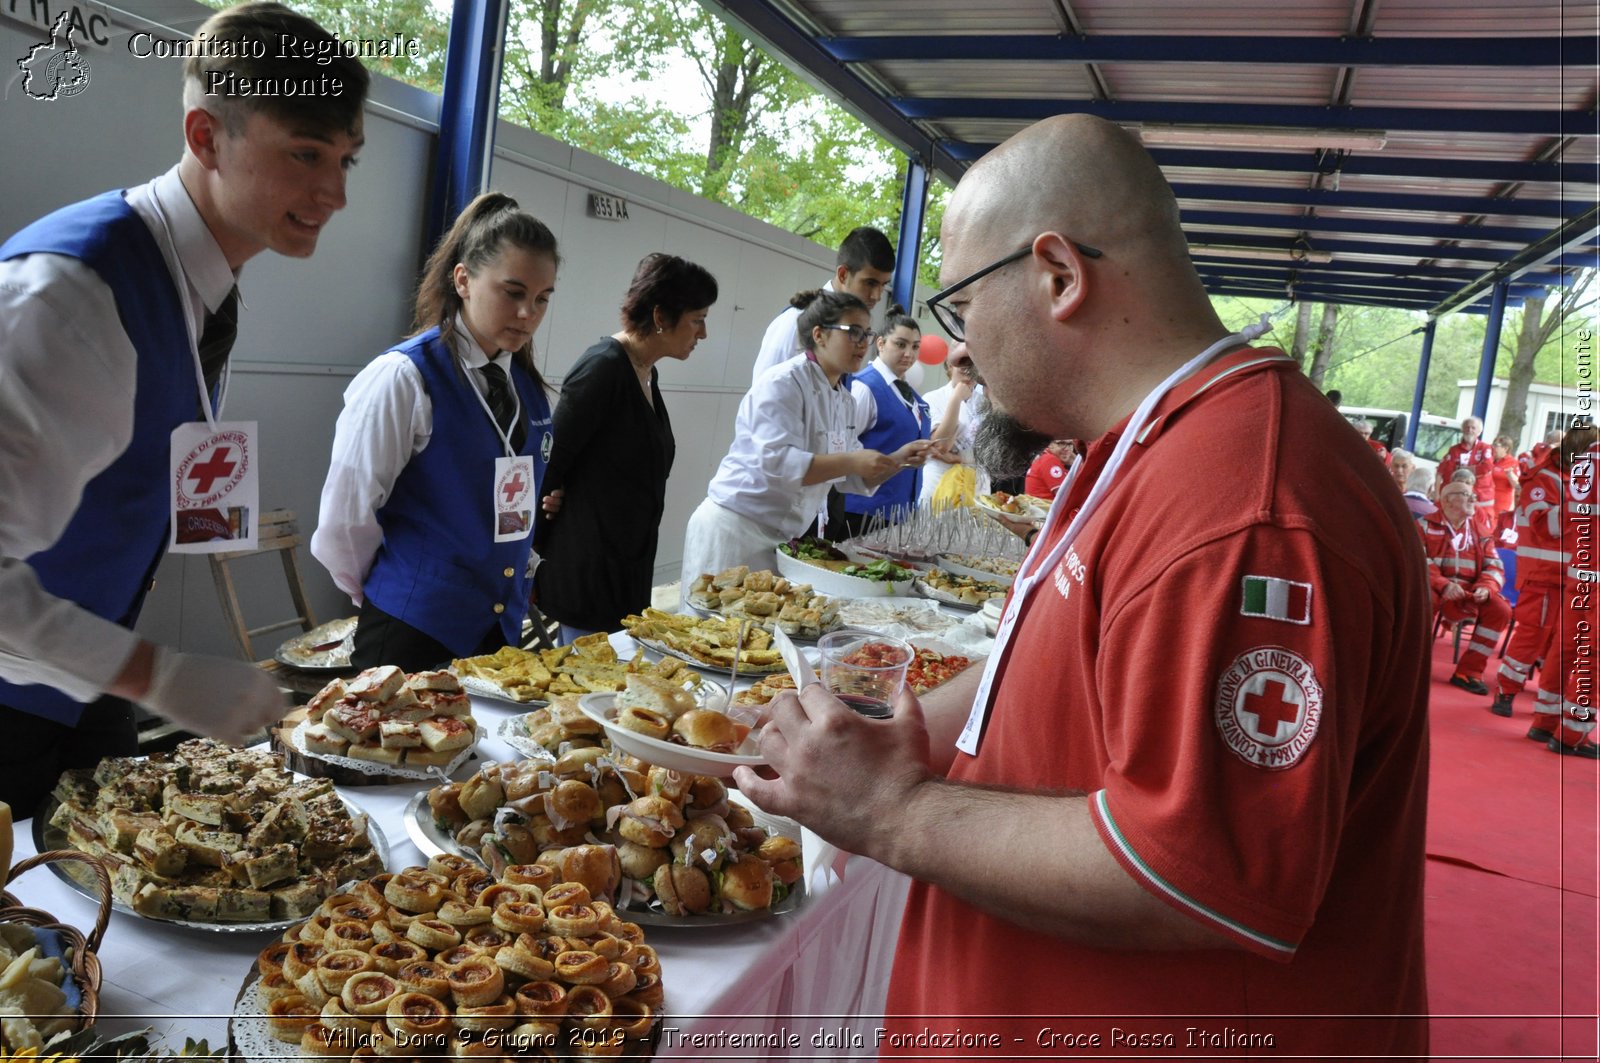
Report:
352,599,508,673
0,696,138,812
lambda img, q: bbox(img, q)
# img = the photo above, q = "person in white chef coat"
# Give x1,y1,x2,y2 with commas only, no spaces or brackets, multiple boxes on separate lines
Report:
0,2,368,811
681,289,935,589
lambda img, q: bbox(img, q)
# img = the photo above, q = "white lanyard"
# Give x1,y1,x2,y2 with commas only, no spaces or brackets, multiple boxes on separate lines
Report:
456,323,522,459
151,195,228,429
956,330,1255,755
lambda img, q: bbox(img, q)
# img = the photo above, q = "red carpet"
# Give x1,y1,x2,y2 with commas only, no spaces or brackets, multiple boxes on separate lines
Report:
1423,637,1598,1061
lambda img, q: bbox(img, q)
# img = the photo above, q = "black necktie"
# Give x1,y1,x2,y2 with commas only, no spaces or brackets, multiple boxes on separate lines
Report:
481,360,526,451
894,379,921,423
197,286,238,410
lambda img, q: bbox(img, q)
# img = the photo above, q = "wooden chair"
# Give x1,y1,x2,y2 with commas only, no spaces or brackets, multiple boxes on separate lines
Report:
208,509,318,662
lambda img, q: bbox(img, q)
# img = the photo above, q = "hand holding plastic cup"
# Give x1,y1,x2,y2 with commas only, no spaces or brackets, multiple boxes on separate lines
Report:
817,632,914,719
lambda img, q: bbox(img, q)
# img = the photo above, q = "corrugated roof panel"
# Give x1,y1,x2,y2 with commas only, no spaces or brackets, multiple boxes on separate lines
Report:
1374,0,1597,37
801,0,1060,35
869,60,1100,99
1351,67,1584,109
1379,133,1574,161
1102,64,1332,104
1071,0,1350,34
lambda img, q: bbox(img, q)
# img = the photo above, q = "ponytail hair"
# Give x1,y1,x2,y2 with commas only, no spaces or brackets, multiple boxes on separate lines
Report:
790,288,868,352
882,303,919,337
413,191,559,390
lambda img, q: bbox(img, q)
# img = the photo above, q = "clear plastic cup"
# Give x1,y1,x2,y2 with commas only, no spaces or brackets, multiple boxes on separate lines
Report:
817,632,914,719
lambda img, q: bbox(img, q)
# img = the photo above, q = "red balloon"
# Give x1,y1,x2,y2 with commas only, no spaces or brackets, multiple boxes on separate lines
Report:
918,334,949,365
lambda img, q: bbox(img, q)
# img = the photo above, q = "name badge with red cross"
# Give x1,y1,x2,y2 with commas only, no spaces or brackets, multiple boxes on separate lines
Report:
169,421,258,553
1214,646,1324,770
494,455,535,543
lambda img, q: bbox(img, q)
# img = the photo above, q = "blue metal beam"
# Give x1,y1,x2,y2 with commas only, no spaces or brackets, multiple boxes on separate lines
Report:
820,34,1594,68
1406,320,1438,451
1431,206,1600,317
1192,260,1554,298
891,159,929,315
424,0,508,250
1185,235,1571,285
1178,208,1584,251
895,98,1572,136
1204,281,1460,312
1170,182,1576,220
1192,267,1541,305
939,143,1599,186
1473,283,1510,421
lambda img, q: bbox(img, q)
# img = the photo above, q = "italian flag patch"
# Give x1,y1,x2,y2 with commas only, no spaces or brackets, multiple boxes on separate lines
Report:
1240,575,1313,625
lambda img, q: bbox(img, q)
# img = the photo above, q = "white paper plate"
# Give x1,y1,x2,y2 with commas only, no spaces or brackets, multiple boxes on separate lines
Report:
578,693,766,777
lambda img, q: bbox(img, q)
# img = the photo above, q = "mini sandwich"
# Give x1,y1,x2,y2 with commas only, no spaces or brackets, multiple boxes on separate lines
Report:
711,565,748,590
418,715,475,752
304,679,348,722
345,665,404,702
719,852,776,910
617,674,697,723
671,708,749,753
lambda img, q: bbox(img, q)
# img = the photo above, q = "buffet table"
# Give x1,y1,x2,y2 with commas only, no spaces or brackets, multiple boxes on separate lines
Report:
7,629,927,1059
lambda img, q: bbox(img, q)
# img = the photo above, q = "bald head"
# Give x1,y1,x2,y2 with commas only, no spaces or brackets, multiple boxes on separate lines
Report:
950,115,1195,277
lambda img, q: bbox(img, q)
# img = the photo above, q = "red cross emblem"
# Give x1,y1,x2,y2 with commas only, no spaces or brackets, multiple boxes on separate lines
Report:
501,471,526,504
188,447,237,494
1242,677,1302,740
1214,647,1323,770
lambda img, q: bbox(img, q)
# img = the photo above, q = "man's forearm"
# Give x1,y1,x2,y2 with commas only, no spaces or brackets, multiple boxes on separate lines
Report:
874,778,1232,951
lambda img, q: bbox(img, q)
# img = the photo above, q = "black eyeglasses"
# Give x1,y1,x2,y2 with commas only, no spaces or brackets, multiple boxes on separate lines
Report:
926,239,1103,342
820,324,877,346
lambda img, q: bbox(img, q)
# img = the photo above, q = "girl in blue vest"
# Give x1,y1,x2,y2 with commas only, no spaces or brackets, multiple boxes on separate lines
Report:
313,193,560,671
843,307,932,534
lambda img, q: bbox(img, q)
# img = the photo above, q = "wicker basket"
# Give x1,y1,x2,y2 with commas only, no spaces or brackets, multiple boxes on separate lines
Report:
1,849,110,1033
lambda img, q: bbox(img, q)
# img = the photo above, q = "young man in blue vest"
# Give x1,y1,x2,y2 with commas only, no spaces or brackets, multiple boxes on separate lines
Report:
0,2,370,810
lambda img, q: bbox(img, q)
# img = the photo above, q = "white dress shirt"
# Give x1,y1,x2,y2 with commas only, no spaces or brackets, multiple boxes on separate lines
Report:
0,167,235,699
749,278,838,384
311,318,542,605
919,380,991,506
708,355,873,539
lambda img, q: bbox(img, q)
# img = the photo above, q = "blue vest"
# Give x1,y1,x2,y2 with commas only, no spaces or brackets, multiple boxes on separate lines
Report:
0,192,193,725
363,329,552,655
845,367,931,518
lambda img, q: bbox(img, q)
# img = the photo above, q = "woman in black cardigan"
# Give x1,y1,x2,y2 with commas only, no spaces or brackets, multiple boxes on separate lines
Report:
535,254,718,640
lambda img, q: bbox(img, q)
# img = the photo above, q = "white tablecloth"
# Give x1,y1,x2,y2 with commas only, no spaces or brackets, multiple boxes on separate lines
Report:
6,631,922,1058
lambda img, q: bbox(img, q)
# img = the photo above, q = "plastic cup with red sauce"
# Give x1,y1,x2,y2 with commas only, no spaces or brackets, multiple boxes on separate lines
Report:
817,632,914,718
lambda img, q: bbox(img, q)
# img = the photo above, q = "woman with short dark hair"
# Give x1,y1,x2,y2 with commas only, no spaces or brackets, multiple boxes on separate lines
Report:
535,253,718,640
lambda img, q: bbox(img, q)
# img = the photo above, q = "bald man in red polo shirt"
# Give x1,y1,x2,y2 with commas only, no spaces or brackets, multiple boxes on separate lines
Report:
735,115,1429,1058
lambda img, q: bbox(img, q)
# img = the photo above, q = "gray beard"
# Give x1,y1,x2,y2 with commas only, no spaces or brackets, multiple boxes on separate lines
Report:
973,397,1051,480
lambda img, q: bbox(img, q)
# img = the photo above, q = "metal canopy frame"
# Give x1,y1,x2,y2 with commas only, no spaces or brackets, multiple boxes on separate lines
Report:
695,0,1598,318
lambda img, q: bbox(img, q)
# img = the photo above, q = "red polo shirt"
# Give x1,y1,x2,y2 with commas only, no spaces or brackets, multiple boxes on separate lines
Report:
886,348,1430,1057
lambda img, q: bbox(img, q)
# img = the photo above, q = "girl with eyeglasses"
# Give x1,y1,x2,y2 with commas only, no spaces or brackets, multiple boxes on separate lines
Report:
681,289,934,592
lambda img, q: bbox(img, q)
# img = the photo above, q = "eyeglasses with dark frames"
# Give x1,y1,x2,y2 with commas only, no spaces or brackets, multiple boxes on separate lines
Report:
926,239,1103,342
820,324,877,346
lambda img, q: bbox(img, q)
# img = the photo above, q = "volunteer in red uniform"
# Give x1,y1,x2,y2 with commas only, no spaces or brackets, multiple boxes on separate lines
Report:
733,115,1430,1058
1518,429,1563,475
1490,435,1520,538
1545,433,1600,757
1440,416,1495,536
1424,482,1510,694
1023,439,1074,498
1492,427,1596,725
